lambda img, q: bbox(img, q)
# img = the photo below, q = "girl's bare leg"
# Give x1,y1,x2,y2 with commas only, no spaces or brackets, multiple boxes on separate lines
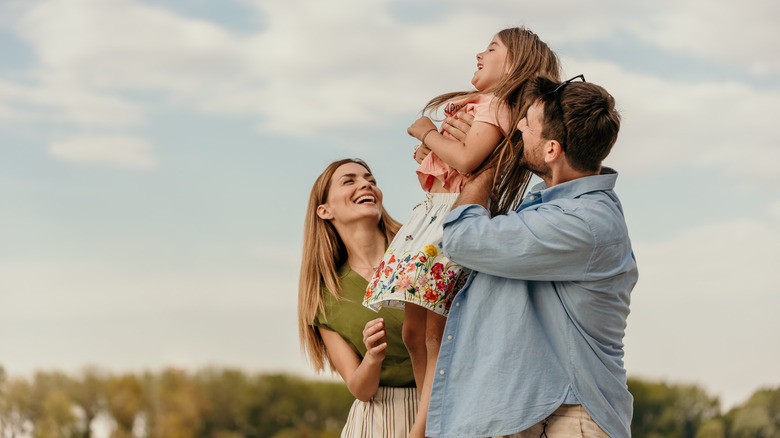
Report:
408,310,447,438
402,303,428,397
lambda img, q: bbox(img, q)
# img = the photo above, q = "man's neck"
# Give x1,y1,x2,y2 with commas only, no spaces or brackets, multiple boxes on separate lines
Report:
542,166,600,188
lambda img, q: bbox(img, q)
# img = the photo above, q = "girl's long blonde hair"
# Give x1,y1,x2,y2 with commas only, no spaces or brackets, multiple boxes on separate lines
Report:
423,27,561,215
297,158,401,372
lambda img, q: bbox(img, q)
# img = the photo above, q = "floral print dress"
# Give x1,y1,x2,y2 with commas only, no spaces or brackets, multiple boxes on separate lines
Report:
363,192,470,316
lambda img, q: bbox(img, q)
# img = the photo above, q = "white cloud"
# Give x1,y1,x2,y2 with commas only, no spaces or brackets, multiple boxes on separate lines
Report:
0,80,35,123
12,0,240,126
625,217,780,408
563,58,780,185
48,135,157,169
4,0,779,181
629,0,780,76
0,254,281,320
9,0,421,138
4,0,543,138
771,200,780,219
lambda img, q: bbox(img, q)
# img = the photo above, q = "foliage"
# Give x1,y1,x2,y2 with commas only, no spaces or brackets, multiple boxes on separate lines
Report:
0,366,352,438
723,387,780,438
1,364,778,438
629,378,721,438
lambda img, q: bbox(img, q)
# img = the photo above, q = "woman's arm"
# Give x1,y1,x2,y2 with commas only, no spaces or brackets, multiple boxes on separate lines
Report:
318,317,387,402
408,115,502,174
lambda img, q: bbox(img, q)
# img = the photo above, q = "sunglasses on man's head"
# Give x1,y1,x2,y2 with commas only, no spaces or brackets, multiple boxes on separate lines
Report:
547,74,586,96
544,74,585,152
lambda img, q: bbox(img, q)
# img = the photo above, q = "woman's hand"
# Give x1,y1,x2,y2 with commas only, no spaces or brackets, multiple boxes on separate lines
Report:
362,318,387,364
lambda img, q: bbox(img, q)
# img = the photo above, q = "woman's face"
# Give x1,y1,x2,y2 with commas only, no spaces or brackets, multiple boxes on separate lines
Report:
317,162,384,227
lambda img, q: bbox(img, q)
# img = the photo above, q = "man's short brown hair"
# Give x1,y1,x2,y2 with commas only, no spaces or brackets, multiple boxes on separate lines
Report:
528,76,621,173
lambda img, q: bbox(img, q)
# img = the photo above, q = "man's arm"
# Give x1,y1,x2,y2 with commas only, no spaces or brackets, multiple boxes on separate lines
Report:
451,166,493,210
442,199,596,281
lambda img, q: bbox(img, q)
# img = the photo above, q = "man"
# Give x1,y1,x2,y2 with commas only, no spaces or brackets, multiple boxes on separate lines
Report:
426,76,638,438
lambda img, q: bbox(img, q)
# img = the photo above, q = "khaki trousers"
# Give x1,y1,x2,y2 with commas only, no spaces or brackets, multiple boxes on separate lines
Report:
492,404,610,438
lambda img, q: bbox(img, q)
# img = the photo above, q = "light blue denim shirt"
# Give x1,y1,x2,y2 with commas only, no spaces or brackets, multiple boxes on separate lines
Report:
427,168,638,438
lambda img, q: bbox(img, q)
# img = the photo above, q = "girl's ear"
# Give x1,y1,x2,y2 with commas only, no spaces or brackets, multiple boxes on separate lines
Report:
316,204,333,220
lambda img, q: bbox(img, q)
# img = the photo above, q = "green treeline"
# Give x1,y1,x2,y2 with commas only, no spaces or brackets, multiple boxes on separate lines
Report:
1,365,778,438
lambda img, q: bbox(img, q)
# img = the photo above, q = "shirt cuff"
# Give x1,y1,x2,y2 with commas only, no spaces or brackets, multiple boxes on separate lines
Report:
442,204,490,228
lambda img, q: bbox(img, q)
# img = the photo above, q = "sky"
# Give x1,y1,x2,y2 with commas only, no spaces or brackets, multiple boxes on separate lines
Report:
1,0,779,412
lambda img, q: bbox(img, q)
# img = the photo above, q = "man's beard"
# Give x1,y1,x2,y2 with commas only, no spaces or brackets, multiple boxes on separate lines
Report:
517,144,551,180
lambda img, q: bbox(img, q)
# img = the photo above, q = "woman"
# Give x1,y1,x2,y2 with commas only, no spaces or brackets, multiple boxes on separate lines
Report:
298,158,417,437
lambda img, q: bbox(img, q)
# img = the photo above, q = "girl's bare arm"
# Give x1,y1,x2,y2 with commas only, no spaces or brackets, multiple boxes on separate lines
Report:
408,115,502,174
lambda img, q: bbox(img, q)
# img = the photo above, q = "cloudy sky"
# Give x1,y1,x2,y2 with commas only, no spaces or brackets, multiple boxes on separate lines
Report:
1,0,778,411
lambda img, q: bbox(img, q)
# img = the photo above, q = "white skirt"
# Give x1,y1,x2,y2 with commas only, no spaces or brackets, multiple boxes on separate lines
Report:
341,386,419,438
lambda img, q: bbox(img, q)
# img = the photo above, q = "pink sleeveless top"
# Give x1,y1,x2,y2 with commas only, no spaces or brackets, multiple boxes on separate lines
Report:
416,93,510,193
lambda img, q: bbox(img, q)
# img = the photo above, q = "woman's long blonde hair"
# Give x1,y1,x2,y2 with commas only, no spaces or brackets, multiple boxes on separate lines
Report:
297,158,401,372
423,27,561,215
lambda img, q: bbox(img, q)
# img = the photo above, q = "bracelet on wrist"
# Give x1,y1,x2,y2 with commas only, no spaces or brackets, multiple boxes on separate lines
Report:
421,128,437,146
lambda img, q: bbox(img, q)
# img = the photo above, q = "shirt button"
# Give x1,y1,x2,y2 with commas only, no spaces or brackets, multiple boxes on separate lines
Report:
439,370,445,375
455,302,460,307
529,195,535,200
447,335,453,340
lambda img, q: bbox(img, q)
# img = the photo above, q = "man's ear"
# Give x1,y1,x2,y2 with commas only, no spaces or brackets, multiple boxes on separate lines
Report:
316,204,333,220
544,139,564,163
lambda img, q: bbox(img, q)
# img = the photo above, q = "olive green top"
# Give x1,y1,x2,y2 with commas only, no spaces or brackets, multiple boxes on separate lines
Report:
315,264,415,387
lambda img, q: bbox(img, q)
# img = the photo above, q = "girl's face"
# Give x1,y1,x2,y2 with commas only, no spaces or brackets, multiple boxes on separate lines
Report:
471,35,510,92
317,162,384,227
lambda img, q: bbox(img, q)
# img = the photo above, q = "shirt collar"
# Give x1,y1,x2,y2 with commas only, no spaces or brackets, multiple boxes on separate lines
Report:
527,167,618,204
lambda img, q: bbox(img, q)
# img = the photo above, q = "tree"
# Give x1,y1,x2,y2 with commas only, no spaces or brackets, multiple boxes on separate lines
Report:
104,374,144,437
147,367,210,438
2,377,34,438
695,418,726,438
195,368,256,437
35,389,79,438
65,366,106,438
0,365,6,438
249,374,348,437
725,386,780,438
629,378,720,438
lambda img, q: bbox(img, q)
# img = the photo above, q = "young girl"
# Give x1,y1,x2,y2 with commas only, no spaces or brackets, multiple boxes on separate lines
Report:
363,27,560,438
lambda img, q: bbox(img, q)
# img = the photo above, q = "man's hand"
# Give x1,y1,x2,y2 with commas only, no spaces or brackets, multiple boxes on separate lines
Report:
442,112,475,142
452,166,496,210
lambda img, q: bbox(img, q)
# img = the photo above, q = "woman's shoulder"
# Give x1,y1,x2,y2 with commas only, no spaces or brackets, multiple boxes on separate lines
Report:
320,264,367,307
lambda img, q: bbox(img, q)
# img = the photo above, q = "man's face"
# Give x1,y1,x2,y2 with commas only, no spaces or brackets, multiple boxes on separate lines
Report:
517,100,551,179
